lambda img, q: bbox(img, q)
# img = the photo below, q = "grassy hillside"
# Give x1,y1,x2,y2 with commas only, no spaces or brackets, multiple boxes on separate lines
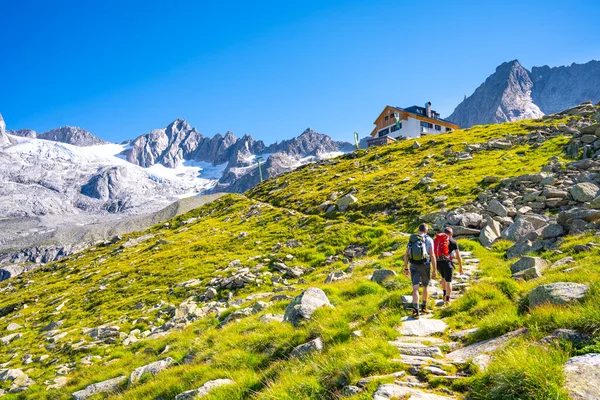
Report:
1,107,599,400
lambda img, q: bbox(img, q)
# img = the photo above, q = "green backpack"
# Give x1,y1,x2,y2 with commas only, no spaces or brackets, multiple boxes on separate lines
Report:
408,234,429,265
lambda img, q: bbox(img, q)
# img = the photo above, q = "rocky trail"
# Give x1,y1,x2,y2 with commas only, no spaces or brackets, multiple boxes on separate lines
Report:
352,252,483,399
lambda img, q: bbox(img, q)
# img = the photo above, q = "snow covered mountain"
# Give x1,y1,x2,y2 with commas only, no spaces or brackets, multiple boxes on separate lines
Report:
0,114,353,218
9,125,108,146
449,59,600,128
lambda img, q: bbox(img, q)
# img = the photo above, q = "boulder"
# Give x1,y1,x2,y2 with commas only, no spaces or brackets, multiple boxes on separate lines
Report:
570,182,600,202
461,212,483,228
528,282,589,309
290,337,323,358
336,194,358,212
563,353,600,399
129,357,173,383
542,224,564,239
370,269,397,284
283,288,332,326
487,199,508,217
510,257,547,274
479,218,502,248
501,218,537,242
175,378,235,399
6,323,21,331
72,376,127,400
506,240,533,260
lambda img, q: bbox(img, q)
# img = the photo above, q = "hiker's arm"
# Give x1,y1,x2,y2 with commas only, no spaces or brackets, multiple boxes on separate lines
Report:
429,247,437,278
403,248,409,276
456,248,463,274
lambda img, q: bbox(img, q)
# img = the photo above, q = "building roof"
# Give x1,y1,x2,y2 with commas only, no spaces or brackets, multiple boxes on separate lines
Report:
393,105,457,125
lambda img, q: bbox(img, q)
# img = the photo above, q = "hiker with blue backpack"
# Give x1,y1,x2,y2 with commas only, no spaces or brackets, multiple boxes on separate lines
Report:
403,223,437,319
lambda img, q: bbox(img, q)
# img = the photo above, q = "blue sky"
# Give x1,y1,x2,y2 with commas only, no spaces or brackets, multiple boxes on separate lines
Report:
1,0,598,144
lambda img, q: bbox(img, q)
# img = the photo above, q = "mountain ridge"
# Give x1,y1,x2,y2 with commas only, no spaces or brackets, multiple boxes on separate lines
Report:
449,59,600,127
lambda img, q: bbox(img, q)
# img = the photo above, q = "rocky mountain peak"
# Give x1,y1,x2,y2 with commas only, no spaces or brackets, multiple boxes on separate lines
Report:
10,126,109,146
448,59,600,128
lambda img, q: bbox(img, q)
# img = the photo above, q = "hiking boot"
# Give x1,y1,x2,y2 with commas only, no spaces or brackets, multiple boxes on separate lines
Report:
444,296,451,306
420,304,431,314
412,307,420,319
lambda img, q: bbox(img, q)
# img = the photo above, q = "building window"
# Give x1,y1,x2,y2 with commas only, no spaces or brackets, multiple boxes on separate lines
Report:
378,128,389,137
446,128,453,132
390,122,402,132
385,115,389,121
435,124,441,131
420,121,433,128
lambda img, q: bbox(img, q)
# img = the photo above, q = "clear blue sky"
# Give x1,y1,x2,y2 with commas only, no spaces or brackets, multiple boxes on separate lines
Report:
1,0,598,144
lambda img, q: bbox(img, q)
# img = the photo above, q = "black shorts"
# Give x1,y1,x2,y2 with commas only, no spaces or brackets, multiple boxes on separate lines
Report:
437,260,454,283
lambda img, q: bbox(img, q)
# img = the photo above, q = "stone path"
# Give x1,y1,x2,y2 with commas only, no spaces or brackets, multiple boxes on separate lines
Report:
362,252,482,399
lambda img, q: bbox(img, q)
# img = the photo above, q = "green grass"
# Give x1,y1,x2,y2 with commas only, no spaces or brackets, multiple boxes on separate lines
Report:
0,111,598,399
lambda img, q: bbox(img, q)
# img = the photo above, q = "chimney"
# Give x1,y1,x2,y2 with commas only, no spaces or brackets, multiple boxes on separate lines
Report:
425,102,432,118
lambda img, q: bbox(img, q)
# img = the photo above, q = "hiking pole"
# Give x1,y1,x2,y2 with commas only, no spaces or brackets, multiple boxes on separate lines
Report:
256,156,264,183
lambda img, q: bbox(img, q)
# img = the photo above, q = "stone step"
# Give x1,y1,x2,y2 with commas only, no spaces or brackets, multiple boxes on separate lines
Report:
392,336,446,345
391,379,427,388
396,318,448,336
373,383,456,400
389,341,443,357
392,355,452,368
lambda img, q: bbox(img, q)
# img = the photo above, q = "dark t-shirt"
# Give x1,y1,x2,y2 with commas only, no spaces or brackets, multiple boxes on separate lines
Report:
449,238,459,256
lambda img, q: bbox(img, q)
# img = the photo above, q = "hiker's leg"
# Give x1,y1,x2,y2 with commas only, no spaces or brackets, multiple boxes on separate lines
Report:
445,263,454,302
421,264,430,303
412,284,420,305
410,265,421,306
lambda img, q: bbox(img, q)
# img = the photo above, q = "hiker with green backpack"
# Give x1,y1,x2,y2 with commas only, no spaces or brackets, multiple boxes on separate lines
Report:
403,223,437,318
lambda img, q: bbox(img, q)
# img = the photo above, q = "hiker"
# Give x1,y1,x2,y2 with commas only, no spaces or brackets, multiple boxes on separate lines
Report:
434,227,463,305
404,223,437,318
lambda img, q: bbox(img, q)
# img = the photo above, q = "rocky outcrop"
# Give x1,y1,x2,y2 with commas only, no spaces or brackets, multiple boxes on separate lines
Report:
174,378,235,399
129,358,173,384
449,60,600,127
528,282,589,309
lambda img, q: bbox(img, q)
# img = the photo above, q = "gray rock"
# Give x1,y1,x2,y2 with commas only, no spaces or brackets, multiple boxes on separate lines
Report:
506,240,533,260
512,266,542,281
511,257,547,274
551,256,575,267
501,218,537,242
290,337,323,358
373,384,454,400
324,271,349,283
370,269,397,284
342,385,362,395
336,194,358,212
528,282,589,309
479,218,502,248
175,378,235,399
488,199,508,217
539,329,591,345
258,314,284,323
283,288,332,326
129,357,173,383
388,342,442,357
6,323,21,331
72,375,127,400
446,329,527,364
563,353,600,400
542,224,564,239
570,182,600,202
397,318,448,336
